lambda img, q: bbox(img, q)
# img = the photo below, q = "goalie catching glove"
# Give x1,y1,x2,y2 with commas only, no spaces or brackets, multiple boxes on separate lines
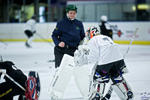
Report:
74,45,89,66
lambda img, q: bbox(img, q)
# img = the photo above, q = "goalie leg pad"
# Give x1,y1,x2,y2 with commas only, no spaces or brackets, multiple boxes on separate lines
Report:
50,54,74,99
88,83,106,100
73,63,96,98
89,71,109,100
112,76,133,100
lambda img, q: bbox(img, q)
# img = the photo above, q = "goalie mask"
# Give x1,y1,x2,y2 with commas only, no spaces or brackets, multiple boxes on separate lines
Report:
86,26,99,40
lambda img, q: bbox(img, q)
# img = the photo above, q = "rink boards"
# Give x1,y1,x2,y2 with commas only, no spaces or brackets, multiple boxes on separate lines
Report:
0,22,150,45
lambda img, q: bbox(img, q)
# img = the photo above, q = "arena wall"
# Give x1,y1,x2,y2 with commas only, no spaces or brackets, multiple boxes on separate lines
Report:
0,22,150,45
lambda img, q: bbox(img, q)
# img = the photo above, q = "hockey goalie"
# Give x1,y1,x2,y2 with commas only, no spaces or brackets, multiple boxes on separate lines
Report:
75,26,134,100
0,60,40,100
50,26,134,100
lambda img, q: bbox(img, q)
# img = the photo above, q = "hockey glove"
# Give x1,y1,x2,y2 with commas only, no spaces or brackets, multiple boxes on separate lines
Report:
74,45,89,66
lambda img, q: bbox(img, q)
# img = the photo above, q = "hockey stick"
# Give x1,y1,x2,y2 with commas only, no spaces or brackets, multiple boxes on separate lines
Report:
35,33,54,47
0,70,26,91
123,28,139,58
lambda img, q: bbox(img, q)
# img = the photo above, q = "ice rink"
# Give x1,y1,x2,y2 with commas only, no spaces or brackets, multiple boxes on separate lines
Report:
0,42,150,100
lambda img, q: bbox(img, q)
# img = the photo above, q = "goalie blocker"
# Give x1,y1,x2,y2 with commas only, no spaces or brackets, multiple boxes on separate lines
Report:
0,61,40,100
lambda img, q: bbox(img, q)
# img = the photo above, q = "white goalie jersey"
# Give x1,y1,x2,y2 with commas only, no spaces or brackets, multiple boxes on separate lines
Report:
74,35,123,66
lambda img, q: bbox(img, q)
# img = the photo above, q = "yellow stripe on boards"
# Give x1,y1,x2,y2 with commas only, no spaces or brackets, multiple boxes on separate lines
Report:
1,39,150,45
114,40,150,45
0,39,53,42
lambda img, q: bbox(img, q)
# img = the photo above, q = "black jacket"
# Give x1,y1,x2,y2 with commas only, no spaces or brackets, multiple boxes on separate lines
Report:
52,17,85,47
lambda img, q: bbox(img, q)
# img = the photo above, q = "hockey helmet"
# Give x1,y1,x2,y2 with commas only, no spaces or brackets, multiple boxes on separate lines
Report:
101,15,108,22
86,26,99,40
66,5,77,13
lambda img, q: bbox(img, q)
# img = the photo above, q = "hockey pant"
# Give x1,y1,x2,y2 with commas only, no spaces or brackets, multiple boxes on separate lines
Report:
54,46,76,68
50,54,96,100
24,30,35,47
90,60,133,100
25,30,34,38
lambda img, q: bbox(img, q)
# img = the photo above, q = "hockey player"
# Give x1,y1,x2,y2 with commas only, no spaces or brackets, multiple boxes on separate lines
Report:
24,15,36,48
0,60,40,100
74,26,134,100
99,15,113,39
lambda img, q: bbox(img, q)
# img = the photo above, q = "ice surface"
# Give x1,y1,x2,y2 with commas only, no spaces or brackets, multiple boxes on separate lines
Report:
0,42,150,100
